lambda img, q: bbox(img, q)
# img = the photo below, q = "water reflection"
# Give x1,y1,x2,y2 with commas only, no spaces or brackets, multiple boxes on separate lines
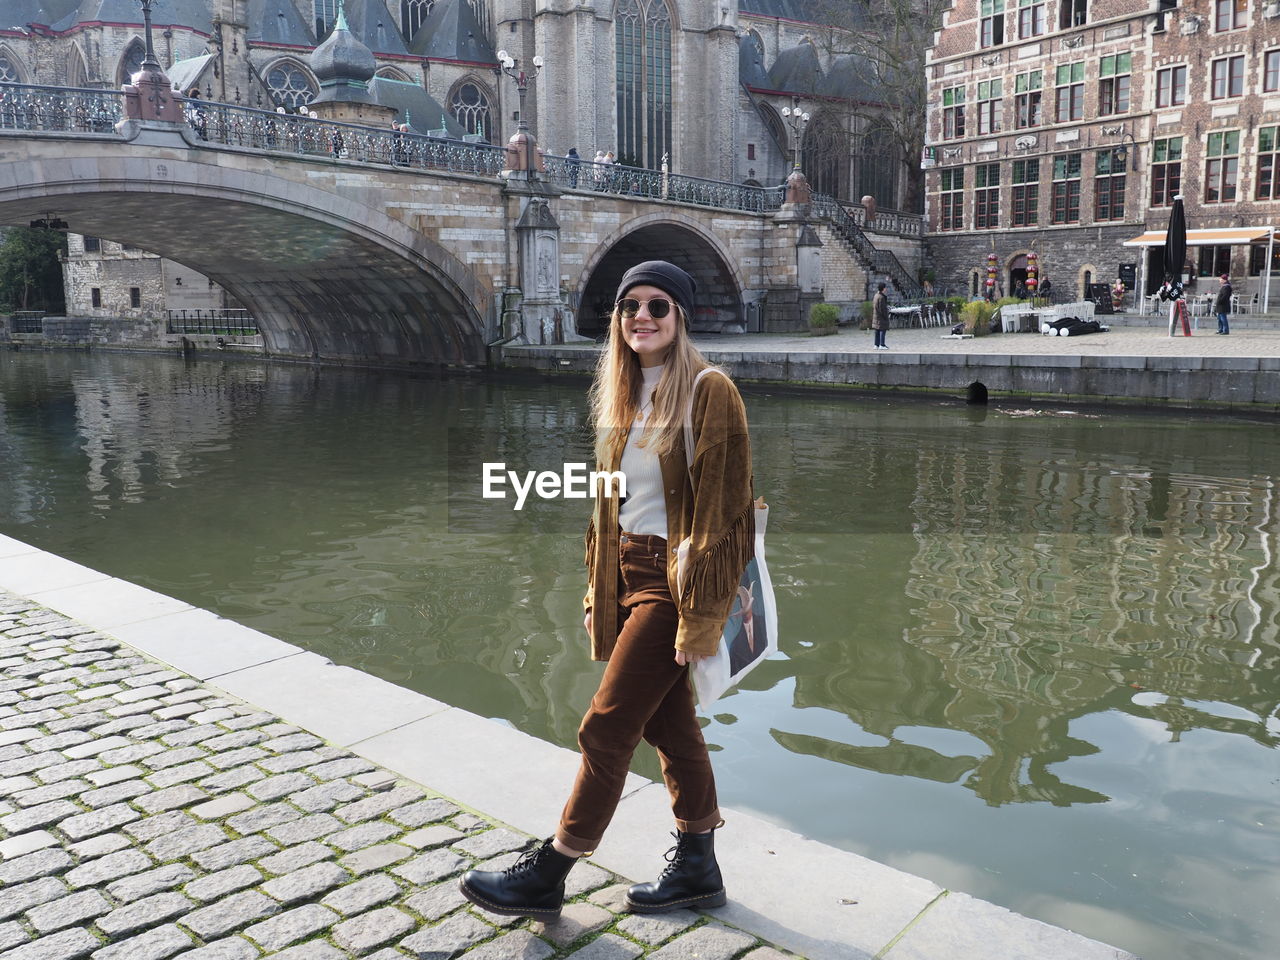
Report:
2,352,1279,960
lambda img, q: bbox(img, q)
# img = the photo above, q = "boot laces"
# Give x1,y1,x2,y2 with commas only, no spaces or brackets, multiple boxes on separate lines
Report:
505,841,551,878
658,832,687,880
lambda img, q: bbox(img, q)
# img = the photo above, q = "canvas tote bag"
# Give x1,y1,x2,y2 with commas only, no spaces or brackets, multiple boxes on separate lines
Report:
675,368,778,711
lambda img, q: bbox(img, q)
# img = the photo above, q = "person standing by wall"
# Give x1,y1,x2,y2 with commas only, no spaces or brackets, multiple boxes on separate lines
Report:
459,260,755,921
1215,274,1232,334
872,281,890,350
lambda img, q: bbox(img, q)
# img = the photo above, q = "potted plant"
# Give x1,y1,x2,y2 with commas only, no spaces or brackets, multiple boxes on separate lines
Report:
809,302,839,336
959,300,993,336
858,300,874,330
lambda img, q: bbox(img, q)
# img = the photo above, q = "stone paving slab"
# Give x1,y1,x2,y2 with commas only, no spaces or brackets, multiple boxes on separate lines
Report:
0,553,1141,960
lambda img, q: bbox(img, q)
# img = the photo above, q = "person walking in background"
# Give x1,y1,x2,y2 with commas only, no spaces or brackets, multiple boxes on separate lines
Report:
458,260,755,922
872,281,889,350
567,147,581,187
1215,274,1232,335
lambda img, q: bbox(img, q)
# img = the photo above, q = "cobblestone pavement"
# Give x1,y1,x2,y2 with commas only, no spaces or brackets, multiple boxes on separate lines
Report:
0,592,794,960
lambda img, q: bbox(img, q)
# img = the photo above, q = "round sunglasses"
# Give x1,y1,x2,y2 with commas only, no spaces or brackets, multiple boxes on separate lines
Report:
616,297,674,320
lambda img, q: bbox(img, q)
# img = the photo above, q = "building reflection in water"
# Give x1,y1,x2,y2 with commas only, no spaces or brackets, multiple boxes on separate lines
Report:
767,412,1280,807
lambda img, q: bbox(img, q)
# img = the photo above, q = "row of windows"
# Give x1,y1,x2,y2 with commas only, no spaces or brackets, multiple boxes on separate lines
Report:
940,50,1280,138
935,127,1280,230
86,287,142,309
977,0,1247,48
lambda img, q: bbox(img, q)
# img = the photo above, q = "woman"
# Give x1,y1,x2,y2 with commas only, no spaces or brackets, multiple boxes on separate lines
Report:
460,261,755,920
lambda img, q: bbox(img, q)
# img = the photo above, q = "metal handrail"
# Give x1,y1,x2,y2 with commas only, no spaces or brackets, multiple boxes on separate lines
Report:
541,155,786,214
812,193,921,298
184,99,509,176
0,82,124,134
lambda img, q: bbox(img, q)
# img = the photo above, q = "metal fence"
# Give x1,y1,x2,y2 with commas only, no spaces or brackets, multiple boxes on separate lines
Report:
184,100,509,178
9,311,45,334
0,83,123,134
166,309,260,336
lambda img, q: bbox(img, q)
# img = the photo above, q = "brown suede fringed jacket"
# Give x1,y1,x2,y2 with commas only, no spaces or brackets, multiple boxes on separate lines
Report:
583,369,755,661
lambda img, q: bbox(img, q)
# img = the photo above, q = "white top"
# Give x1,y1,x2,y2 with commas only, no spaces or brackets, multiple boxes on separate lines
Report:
618,364,669,538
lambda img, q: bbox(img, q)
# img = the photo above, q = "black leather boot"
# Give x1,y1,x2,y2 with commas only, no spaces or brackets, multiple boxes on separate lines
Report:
458,838,577,921
625,830,727,913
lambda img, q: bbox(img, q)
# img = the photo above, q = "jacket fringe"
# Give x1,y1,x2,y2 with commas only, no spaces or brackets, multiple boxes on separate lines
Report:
584,519,596,571
681,499,755,611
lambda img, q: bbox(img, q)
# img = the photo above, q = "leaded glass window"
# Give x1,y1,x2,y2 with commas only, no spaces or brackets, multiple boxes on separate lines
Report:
803,111,848,199
469,0,491,40
615,0,672,169
402,0,435,42
858,120,898,209
0,53,19,84
267,62,317,109
450,81,492,141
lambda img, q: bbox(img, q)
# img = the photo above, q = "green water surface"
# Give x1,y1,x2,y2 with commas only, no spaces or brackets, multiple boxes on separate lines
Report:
1,350,1277,960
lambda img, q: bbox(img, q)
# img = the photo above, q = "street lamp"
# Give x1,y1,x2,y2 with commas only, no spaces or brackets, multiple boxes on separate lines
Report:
1116,130,1140,171
136,0,161,72
780,95,810,171
497,49,544,174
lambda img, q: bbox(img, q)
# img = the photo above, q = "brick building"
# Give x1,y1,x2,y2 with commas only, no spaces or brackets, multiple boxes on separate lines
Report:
924,0,1280,307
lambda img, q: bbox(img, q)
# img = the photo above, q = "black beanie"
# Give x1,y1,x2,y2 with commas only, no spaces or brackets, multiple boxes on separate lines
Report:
616,260,696,327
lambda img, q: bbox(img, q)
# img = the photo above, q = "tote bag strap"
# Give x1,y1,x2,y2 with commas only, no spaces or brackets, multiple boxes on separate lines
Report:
682,367,725,476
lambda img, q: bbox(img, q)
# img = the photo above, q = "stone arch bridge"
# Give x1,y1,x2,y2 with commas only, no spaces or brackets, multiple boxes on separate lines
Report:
0,84,924,367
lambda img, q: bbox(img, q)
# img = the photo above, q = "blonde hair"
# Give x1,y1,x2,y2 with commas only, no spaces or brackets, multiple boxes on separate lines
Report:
589,303,717,462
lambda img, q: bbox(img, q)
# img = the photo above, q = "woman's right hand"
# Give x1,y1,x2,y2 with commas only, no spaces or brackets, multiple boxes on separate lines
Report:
583,610,592,637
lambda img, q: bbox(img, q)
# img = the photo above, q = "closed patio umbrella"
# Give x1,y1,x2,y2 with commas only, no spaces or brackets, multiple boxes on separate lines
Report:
1163,195,1191,335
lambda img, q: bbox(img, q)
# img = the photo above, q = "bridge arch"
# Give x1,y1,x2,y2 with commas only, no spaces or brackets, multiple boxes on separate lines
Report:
0,153,489,366
575,213,746,336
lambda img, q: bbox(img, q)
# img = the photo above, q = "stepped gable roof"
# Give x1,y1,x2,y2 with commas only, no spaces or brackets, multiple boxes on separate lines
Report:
409,0,495,63
247,0,316,47
342,0,409,56
766,37,822,95
738,32,770,89
310,3,376,104
821,53,881,102
368,76,464,136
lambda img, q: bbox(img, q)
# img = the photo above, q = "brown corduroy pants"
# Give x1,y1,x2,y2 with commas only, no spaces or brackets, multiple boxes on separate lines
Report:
557,532,722,853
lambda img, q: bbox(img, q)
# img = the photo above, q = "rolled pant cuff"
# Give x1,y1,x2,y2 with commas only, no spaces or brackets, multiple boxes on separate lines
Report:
555,827,599,856
677,809,724,834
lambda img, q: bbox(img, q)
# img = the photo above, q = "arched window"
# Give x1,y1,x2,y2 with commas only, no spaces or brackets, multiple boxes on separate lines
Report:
449,80,493,142
747,30,765,63
858,119,900,210
401,0,435,42
67,46,88,88
375,66,411,82
615,0,672,169
118,39,146,85
759,103,788,163
266,61,318,109
803,111,848,199
0,49,24,84
314,0,339,39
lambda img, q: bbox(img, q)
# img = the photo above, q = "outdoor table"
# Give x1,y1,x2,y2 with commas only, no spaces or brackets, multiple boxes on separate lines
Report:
889,305,922,328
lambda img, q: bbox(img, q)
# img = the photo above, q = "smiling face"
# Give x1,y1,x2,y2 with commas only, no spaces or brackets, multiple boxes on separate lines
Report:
618,284,679,367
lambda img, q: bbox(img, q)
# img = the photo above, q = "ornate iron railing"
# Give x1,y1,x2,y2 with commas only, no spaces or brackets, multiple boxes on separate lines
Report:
0,83,123,134
183,100,509,177
812,194,921,298
541,155,786,214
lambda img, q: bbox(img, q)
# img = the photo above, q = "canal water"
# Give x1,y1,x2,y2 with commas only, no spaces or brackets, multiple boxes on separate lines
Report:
1,350,1277,960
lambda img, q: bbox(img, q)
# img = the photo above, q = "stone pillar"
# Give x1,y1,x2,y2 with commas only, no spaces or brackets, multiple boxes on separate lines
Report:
763,171,815,332
507,194,587,344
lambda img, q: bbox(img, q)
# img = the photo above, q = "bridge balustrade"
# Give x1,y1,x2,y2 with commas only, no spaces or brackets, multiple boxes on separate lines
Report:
0,83,123,135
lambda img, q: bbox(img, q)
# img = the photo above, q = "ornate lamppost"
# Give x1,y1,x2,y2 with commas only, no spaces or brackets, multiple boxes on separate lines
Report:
496,49,544,175
780,96,811,205
780,95,810,172
119,0,182,124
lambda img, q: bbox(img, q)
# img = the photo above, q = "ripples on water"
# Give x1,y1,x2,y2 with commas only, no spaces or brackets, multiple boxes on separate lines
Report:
2,351,1278,960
